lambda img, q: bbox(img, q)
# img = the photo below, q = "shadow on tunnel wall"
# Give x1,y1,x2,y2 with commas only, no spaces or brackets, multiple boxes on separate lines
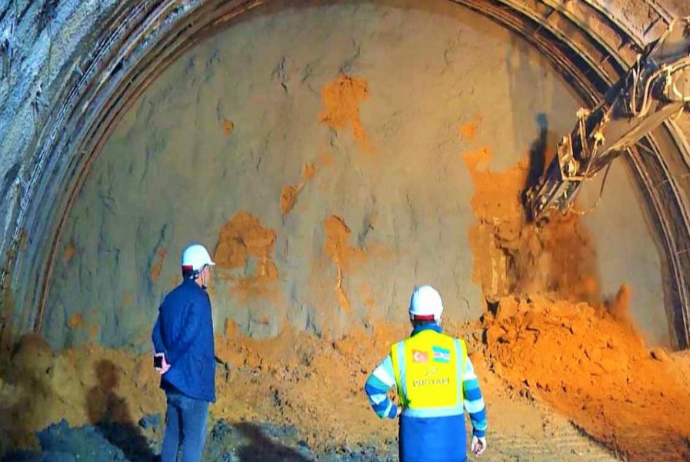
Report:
521,113,550,212
0,327,50,458
0,331,155,461
86,360,155,462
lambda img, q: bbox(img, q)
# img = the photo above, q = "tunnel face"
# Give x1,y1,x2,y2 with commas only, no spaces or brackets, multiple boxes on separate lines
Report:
37,0,668,350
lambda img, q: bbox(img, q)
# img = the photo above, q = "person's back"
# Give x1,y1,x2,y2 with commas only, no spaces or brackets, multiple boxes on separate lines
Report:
365,285,487,462
156,278,215,402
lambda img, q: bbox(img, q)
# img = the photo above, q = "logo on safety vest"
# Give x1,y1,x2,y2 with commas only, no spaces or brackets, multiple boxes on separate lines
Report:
412,350,428,363
412,377,450,387
425,366,438,377
432,346,451,363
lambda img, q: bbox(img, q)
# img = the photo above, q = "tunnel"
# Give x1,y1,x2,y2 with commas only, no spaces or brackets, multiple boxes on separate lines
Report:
1,0,690,461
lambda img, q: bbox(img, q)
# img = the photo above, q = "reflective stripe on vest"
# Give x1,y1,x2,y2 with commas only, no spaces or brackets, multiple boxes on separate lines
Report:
390,330,467,418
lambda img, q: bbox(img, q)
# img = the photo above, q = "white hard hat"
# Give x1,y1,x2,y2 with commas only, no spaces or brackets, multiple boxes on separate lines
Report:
181,243,215,272
409,285,444,321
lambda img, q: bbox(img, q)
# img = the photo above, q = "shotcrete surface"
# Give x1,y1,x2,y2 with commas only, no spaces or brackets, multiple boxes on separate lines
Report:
44,0,666,349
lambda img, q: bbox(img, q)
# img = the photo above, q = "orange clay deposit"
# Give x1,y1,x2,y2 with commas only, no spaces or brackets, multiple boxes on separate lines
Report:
8,291,689,462
280,162,318,215
67,312,84,329
323,216,367,311
222,118,235,136
214,212,279,304
63,242,76,262
317,151,335,167
319,75,373,153
149,248,167,282
0,323,419,453
458,115,482,140
463,148,598,303
3,269,690,461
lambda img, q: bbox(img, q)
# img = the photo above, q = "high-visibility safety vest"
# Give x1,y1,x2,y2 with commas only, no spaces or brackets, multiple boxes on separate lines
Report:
390,329,467,417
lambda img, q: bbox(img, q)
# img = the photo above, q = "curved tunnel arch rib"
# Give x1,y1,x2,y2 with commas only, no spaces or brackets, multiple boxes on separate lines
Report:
629,138,690,350
2,0,690,347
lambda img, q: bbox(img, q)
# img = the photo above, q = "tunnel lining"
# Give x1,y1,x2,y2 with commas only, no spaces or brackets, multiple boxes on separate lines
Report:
3,0,690,348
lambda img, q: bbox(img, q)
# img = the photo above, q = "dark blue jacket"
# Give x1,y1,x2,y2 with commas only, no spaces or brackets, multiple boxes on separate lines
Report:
152,279,216,402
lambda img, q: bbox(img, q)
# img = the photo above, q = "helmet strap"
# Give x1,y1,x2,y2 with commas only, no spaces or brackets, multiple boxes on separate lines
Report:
411,314,435,322
182,265,201,281
198,265,209,289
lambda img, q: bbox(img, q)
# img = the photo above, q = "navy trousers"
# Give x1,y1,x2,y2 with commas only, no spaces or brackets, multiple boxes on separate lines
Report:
160,391,209,462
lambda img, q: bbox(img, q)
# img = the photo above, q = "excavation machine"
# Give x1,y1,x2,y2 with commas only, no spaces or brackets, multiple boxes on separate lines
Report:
525,17,690,223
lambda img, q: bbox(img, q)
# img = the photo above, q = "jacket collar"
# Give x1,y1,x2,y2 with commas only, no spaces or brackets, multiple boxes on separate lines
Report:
182,278,204,291
411,323,442,336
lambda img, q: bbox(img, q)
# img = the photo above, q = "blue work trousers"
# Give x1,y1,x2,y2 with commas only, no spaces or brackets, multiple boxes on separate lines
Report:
160,391,209,462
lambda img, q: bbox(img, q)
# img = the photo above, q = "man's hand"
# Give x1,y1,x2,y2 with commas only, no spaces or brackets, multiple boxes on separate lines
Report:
154,353,171,374
471,436,487,456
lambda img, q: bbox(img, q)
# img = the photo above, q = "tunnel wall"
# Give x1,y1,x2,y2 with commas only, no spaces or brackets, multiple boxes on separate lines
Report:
43,0,667,350
0,0,117,254
1,0,689,350
0,0,123,330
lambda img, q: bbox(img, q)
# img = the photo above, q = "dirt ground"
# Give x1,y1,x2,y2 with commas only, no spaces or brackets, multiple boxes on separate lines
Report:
2,302,690,462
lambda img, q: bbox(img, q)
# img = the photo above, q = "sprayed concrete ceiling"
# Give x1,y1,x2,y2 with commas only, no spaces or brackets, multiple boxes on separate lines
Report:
2,0,690,348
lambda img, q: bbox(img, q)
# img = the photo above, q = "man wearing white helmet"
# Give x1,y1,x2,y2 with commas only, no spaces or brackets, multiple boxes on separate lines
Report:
152,243,216,462
365,285,488,462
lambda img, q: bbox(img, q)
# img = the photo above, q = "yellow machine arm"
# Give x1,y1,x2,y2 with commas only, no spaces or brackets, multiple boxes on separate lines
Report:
525,18,690,223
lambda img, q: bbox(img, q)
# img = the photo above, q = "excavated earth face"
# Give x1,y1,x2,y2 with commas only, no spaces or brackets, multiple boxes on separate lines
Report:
463,148,690,462
40,0,666,351
1,0,690,461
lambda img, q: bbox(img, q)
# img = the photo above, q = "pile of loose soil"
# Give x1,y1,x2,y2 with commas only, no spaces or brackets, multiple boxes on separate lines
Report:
483,289,690,462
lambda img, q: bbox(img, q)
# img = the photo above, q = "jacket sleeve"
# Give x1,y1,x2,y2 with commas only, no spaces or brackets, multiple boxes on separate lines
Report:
164,294,206,366
151,314,165,354
364,355,399,419
462,355,488,437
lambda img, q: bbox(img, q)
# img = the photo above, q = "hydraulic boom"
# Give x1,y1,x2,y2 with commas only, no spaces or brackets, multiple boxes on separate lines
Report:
525,18,690,223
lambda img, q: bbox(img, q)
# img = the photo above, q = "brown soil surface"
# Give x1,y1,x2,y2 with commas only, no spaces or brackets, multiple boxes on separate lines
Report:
3,309,689,461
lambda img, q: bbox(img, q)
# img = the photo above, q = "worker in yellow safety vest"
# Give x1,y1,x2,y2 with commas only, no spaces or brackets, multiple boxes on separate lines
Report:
364,285,487,462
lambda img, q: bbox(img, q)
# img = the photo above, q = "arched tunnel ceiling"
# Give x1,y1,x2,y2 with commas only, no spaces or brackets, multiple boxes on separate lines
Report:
1,0,690,347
